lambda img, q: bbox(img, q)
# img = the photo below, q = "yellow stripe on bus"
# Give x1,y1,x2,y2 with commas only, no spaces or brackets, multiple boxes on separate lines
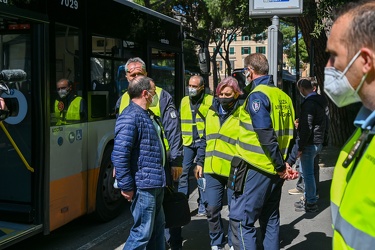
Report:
49,167,100,231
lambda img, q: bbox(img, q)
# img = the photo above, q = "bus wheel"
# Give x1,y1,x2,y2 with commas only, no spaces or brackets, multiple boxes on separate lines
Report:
94,144,126,221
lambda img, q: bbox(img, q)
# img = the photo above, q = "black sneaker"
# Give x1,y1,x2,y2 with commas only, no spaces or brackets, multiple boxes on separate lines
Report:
305,203,319,212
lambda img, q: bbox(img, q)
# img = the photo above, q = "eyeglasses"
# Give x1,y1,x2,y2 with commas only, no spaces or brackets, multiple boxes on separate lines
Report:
242,67,250,76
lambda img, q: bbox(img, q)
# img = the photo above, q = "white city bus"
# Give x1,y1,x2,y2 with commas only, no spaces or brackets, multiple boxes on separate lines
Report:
0,0,185,248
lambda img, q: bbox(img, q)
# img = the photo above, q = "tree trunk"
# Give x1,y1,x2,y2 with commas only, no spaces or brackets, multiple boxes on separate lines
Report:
297,0,359,147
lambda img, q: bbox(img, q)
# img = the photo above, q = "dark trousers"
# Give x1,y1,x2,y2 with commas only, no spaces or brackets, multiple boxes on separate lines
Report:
165,180,183,248
205,173,233,247
167,143,205,249
229,168,284,250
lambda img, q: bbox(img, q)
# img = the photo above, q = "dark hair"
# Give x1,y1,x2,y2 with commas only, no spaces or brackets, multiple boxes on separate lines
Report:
297,78,313,91
244,53,269,75
128,76,152,99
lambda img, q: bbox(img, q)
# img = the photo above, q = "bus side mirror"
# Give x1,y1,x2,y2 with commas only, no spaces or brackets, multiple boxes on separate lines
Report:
198,48,210,75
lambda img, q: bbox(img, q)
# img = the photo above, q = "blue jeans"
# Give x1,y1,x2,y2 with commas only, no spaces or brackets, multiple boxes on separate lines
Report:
178,144,205,210
124,188,165,250
205,173,233,247
296,154,320,195
300,144,322,204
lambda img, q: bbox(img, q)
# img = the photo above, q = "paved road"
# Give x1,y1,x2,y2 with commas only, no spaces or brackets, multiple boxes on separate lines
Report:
111,145,340,250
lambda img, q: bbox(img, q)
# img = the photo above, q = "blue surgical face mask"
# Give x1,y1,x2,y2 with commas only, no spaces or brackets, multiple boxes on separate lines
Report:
324,50,367,107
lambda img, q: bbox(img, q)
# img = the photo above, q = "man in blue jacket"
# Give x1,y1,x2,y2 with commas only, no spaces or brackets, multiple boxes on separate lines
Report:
112,76,167,249
115,57,184,249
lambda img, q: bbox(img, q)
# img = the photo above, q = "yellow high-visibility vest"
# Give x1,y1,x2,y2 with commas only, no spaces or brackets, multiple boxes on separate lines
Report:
331,128,375,249
180,94,213,146
236,85,295,174
204,107,240,177
54,96,82,125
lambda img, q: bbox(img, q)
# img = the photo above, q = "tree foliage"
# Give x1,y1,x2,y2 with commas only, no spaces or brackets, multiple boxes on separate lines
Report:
135,0,269,89
296,0,361,146
135,0,360,146
280,21,309,70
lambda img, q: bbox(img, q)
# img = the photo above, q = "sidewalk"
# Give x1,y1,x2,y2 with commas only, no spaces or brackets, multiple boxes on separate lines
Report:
178,145,341,250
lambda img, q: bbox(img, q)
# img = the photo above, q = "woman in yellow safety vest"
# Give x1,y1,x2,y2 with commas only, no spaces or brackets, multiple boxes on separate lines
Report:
195,76,242,250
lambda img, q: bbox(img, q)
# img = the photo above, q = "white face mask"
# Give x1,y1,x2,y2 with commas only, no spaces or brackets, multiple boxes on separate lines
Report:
324,50,366,107
188,87,201,97
147,91,158,107
245,71,251,86
58,89,69,99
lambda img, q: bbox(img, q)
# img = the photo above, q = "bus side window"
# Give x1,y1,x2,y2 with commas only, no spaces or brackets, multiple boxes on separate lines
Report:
88,91,108,121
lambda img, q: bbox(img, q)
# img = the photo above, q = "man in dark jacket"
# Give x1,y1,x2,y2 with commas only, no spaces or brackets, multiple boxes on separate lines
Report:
116,57,183,182
115,57,184,249
229,53,297,250
112,76,166,249
287,79,330,198
294,78,327,213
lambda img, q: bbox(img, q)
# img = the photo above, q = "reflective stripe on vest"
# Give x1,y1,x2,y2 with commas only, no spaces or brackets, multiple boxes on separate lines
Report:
55,97,82,125
203,108,240,177
237,85,294,174
118,87,169,150
180,94,213,146
331,128,375,249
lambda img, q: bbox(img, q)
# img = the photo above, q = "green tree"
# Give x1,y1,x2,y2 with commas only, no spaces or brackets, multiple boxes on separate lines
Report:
296,0,360,146
280,21,309,70
136,0,268,89
136,0,358,146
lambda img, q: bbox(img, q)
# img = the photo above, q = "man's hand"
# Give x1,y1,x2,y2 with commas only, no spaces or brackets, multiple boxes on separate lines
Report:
277,164,299,180
121,190,134,202
194,165,203,179
0,98,7,110
294,118,299,129
297,151,302,159
171,166,182,182
286,166,299,180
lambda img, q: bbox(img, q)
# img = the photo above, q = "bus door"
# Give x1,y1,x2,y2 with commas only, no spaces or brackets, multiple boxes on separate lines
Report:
0,17,43,247
49,24,89,231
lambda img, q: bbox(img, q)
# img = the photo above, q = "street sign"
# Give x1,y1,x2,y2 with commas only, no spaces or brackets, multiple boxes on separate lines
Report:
249,0,303,17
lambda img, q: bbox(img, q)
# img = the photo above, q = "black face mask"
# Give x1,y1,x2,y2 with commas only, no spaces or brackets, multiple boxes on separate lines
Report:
218,97,236,111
